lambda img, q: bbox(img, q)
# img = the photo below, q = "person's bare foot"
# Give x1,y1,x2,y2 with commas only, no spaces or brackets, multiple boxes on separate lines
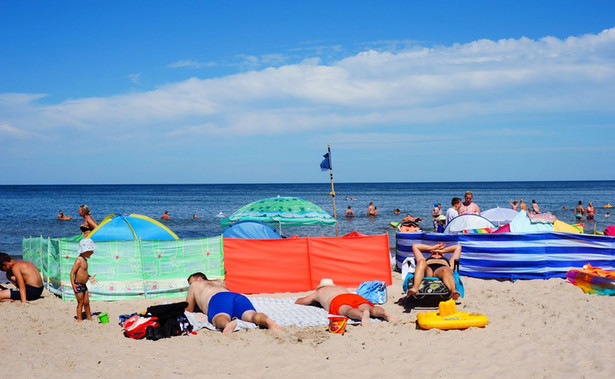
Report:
267,319,283,331
451,290,460,300
383,310,400,322
222,320,237,334
361,309,370,326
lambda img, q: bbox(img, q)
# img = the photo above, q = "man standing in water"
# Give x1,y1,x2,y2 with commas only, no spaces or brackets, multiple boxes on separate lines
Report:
185,272,282,333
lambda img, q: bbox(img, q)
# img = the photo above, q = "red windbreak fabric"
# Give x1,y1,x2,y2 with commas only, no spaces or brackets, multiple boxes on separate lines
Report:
223,234,392,294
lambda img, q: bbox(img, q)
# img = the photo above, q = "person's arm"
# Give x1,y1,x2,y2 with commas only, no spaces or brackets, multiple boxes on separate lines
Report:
295,292,317,305
13,264,27,303
411,243,438,262
185,286,196,312
70,258,81,292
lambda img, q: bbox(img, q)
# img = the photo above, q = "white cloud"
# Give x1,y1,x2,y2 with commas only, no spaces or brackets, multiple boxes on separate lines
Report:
2,28,614,140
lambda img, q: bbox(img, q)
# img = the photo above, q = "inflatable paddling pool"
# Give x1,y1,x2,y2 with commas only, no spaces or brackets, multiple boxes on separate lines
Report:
417,299,488,330
566,265,615,296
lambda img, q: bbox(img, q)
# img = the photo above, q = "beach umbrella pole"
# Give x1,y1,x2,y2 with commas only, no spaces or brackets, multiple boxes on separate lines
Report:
326,145,339,236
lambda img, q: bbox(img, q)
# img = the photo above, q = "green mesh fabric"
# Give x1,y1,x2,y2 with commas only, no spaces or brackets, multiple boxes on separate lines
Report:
23,236,224,301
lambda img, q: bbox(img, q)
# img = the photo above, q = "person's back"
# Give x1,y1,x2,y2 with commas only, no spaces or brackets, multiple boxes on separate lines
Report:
311,285,349,312
186,279,228,315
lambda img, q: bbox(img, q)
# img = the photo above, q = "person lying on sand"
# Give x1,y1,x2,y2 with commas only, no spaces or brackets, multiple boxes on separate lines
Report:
295,279,399,326
407,243,462,300
184,272,282,333
0,252,43,303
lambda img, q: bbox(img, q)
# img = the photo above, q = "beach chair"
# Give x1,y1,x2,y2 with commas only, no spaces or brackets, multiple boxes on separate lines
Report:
401,252,463,304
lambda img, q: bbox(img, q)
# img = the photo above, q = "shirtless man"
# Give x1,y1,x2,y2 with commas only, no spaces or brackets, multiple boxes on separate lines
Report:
406,243,462,300
184,272,282,334
295,279,399,326
0,252,44,303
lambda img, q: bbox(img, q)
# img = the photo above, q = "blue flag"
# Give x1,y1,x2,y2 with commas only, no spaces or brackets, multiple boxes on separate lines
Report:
320,152,331,171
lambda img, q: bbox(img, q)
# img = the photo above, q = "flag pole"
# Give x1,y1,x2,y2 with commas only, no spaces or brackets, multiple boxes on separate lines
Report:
327,145,339,236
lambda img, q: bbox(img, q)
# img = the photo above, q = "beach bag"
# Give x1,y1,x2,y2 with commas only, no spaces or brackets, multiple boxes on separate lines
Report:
123,315,159,340
356,280,388,304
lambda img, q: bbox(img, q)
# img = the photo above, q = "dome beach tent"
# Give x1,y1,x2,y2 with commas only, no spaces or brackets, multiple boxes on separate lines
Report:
222,221,282,239
444,214,496,233
481,207,519,226
88,213,179,241
220,196,336,234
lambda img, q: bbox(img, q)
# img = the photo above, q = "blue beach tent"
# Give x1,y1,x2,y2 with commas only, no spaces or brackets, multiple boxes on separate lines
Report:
222,221,282,239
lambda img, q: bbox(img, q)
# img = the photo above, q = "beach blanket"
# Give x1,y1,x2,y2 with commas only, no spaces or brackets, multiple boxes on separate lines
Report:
185,296,380,332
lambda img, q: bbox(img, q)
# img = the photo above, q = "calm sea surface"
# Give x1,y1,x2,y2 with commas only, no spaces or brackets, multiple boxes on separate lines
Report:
1,181,613,260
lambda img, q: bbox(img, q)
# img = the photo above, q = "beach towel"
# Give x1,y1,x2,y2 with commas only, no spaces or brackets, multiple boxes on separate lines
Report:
185,296,381,332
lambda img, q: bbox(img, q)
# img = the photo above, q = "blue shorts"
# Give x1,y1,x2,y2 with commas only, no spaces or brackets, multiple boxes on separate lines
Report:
10,285,43,301
207,292,256,323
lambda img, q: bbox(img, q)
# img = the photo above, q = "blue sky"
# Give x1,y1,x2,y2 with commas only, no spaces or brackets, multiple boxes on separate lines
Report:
1,1,614,184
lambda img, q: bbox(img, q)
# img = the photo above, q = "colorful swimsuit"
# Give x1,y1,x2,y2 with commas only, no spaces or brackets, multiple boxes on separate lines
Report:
328,293,373,316
74,281,88,294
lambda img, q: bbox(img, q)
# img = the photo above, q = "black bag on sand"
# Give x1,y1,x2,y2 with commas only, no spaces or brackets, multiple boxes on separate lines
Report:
145,302,192,340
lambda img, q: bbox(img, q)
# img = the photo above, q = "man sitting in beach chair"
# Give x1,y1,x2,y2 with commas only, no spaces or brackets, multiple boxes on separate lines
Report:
404,243,462,301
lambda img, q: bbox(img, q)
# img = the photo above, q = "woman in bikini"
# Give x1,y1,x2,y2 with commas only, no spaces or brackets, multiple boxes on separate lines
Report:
78,204,98,237
406,242,462,300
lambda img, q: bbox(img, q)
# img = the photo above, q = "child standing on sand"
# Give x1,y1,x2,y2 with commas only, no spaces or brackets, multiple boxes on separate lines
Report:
71,238,97,321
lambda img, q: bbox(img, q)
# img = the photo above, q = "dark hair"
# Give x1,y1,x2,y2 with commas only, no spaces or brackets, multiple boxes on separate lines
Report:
187,272,207,282
0,252,12,265
452,197,462,206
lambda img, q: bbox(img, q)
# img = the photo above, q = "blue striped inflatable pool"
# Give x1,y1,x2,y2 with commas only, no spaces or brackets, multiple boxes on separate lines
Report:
396,232,615,280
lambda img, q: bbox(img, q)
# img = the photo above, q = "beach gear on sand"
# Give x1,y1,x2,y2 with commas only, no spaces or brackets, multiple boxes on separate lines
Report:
356,280,388,304
417,299,488,330
566,264,615,296
328,316,348,334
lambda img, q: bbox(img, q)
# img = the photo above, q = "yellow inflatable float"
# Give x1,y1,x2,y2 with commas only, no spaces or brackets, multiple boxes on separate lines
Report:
417,299,488,330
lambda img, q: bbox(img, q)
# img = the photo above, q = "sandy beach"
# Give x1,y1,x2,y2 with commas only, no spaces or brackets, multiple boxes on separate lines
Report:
2,272,614,378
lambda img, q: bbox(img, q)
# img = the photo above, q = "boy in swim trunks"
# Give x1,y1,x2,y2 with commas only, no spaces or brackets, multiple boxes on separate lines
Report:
184,272,282,334
407,243,462,300
0,252,44,303
295,279,399,326
71,238,97,321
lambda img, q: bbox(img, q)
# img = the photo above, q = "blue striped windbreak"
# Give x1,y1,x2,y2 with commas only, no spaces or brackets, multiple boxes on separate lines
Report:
396,232,615,280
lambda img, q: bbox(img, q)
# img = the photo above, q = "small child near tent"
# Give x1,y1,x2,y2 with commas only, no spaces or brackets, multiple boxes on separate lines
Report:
70,239,97,321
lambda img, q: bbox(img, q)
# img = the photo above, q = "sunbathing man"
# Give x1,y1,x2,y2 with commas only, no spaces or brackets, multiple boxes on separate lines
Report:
184,272,282,333
0,252,44,303
295,279,399,326
407,243,462,300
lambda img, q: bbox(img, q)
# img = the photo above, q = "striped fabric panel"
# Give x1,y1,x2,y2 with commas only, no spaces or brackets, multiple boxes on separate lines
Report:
396,232,615,280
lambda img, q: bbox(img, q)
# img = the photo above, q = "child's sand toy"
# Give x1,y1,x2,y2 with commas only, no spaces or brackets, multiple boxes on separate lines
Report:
417,299,488,330
328,316,348,334
98,312,109,324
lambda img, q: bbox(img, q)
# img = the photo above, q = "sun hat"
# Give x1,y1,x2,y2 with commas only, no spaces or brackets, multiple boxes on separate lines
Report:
316,278,335,289
437,215,447,221
78,238,97,254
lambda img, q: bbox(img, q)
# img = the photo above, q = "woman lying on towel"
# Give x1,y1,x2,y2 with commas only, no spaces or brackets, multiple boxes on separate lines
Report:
407,243,462,300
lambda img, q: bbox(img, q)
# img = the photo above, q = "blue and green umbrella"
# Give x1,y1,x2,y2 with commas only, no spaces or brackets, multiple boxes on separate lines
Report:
220,197,336,231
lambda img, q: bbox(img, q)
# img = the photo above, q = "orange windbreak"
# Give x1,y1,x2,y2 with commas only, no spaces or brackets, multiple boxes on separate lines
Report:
224,234,392,294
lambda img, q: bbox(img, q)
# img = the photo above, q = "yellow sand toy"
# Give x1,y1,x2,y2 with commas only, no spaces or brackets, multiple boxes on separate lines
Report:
416,299,488,330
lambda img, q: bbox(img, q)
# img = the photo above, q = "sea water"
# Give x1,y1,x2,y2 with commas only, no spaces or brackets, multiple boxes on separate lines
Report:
1,181,613,261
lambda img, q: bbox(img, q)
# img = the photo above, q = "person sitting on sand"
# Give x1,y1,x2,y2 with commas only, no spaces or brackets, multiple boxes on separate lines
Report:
519,198,528,212
295,279,399,326
0,252,44,303
185,272,282,333
406,243,462,300
509,200,519,211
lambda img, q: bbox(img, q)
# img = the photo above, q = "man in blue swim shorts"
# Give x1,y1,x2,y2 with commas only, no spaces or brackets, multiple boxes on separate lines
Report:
184,272,282,334
0,252,44,303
